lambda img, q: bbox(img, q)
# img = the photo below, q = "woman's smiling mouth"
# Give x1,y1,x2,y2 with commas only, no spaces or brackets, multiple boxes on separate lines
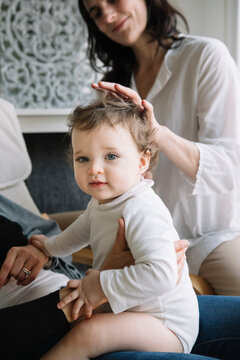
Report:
112,16,129,33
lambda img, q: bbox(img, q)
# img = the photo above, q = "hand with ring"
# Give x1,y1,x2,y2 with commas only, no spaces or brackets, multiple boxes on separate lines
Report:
0,244,49,288
21,267,32,279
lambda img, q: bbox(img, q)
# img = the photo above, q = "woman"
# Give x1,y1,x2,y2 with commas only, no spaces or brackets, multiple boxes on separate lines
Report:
79,0,240,295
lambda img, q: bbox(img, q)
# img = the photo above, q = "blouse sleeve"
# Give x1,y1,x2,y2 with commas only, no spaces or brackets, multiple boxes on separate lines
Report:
192,39,240,196
100,198,178,314
45,201,92,257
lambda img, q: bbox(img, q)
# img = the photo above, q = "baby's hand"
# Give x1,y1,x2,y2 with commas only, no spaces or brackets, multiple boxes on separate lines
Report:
57,279,93,321
57,269,106,321
29,234,50,256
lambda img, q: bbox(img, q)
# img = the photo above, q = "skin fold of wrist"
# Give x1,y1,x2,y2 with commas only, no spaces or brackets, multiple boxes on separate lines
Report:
43,255,53,269
156,125,199,180
155,125,169,152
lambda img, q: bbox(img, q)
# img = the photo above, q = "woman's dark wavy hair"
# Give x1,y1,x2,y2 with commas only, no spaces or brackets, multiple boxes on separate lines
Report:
78,0,189,86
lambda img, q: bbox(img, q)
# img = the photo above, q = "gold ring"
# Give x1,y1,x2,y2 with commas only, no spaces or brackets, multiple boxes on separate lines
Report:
22,267,31,279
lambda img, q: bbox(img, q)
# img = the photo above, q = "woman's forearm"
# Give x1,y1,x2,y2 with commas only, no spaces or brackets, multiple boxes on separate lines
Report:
157,126,200,180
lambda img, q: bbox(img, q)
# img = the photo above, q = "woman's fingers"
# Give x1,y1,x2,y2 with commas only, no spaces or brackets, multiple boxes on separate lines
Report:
142,99,161,132
0,245,48,288
0,247,19,287
16,260,34,285
92,82,163,149
113,83,142,105
174,239,189,284
141,99,154,115
93,85,160,137
100,217,135,271
113,217,127,252
175,239,189,255
177,255,186,284
92,81,144,108
17,259,42,286
176,247,187,264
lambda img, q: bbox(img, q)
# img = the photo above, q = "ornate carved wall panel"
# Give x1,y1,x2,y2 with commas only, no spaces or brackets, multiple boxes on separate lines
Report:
0,0,101,109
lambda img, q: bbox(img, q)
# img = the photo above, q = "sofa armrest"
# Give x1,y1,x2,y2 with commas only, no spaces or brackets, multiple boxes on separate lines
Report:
190,274,216,295
48,210,83,231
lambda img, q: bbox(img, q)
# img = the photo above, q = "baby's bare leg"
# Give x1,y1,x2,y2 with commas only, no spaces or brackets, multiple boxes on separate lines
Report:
41,312,183,360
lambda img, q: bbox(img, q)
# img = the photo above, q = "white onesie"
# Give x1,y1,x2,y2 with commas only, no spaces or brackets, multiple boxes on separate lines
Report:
45,179,199,353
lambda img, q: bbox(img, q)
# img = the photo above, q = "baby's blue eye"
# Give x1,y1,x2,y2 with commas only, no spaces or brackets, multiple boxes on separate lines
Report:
106,153,118,160
77,156,89,163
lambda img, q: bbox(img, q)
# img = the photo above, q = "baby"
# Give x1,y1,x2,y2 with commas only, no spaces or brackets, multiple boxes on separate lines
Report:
32,94,199,360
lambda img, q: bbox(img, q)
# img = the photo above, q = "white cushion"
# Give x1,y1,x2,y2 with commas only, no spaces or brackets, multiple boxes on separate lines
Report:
0,98,40,214
1,181,40,215
0,98,31,188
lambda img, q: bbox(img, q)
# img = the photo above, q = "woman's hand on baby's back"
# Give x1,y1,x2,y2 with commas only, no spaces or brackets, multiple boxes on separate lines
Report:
100,218,135,271
174,239,189,284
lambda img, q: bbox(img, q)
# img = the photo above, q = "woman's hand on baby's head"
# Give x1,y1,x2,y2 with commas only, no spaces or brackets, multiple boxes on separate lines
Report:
92,82,162,149
92,82,145,110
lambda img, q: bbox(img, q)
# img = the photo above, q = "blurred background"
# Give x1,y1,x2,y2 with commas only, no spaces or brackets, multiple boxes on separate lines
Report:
0,0,239,213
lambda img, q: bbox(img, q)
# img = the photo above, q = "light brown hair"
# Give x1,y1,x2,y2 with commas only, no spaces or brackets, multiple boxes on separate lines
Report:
68,93,158,171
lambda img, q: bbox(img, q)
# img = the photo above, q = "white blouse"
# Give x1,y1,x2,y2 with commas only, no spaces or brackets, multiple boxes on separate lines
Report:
132,35,240,274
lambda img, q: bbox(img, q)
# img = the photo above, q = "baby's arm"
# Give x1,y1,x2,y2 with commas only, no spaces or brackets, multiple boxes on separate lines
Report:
31,202,92,259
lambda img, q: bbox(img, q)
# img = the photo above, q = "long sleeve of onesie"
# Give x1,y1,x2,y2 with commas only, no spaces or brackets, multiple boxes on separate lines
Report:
44,200,92,257
100,195,178,314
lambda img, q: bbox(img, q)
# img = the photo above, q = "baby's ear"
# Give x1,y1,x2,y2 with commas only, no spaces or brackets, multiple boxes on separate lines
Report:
139,150,150,174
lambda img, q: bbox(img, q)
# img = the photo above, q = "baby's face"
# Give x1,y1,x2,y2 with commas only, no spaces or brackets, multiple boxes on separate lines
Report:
72,124,149,204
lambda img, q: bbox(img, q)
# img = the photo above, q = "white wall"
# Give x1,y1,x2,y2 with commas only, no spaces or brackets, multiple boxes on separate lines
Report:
174,0,240,66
